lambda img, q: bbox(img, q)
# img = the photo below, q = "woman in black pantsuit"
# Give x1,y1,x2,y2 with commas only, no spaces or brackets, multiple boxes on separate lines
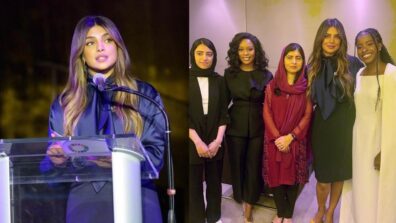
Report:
224,32,272,223
189,38,229,223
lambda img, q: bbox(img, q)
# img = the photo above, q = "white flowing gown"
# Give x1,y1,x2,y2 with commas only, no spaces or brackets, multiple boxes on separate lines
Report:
340,63,396,223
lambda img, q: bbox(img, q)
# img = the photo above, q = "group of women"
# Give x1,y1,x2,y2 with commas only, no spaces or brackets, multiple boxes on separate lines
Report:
189,18,396,223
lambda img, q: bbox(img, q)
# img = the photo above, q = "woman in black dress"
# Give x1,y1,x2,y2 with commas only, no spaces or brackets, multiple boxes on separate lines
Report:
307,18,363,223
189,38,228,223
224,32,272,223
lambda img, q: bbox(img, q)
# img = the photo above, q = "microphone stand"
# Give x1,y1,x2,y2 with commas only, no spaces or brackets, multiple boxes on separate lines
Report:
108,85,176,223
100,90,116,136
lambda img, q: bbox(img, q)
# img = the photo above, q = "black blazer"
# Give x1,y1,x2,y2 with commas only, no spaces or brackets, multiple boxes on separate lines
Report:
224,68,272,138
347,55,364,81
189,74,229,164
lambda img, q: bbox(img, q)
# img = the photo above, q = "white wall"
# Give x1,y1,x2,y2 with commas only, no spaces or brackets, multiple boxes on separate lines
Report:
190,0,396,74
189,0,245,73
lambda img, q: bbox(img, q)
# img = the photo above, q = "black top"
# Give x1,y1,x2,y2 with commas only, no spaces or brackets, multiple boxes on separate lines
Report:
42,79,166,187
311,55,363,120
224,68,273,137
311,55,363,182
347,55,364,80
189,73,229,164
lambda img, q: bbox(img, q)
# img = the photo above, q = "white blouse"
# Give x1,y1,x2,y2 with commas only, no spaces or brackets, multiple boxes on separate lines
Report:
197,77,209,115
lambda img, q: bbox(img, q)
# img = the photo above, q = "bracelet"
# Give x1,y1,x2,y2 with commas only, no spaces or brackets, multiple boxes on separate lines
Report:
290,133,296,140
214,140,222,147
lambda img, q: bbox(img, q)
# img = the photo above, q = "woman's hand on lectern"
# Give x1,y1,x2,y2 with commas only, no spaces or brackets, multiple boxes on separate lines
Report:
88,156,112,168
47,131,68,167
47,143,68,167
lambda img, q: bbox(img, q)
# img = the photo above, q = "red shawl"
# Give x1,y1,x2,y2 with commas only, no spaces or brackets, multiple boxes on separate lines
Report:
262,48,312,187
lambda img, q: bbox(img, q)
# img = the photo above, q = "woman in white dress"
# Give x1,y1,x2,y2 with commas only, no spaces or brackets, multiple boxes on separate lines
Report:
340,28,396,223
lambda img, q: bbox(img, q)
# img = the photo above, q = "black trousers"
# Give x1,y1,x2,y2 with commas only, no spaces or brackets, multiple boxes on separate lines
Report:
189,159,223,223
272,184,299,218
226,135,263,204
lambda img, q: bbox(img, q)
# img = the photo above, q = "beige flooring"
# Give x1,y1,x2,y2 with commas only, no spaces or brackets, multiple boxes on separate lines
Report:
218,173,340,223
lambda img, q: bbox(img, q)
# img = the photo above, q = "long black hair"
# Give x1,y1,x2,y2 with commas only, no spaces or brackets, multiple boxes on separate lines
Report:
355,28,395,110
355,28,394,65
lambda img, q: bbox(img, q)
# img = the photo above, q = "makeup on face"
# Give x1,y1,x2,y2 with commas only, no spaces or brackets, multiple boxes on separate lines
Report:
194,44,214,70
284,50,303,76
356,33,380,65
322,26,341,57
83,25,118,77
238,39,255,69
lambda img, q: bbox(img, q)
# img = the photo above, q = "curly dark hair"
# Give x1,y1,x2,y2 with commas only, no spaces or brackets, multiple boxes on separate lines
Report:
226,32,269,73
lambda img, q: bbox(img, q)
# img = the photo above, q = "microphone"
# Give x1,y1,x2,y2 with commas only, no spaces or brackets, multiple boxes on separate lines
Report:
93,73,107,91
92,73,117,136
107,84,176,223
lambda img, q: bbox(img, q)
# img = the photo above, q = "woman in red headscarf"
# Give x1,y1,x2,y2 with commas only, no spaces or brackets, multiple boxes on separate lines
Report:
262,43,313,223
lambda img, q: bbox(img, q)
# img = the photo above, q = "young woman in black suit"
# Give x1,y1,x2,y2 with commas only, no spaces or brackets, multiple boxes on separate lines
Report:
189,38,228,223
224,32,272,223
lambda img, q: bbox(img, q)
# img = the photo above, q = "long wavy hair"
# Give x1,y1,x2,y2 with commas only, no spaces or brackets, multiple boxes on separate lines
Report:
355,28,395,110
60,15,143,137
307,18,354,99
226,32,269,73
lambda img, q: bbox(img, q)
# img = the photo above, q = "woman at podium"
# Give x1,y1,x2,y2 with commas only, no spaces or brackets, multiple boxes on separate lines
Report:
42,15,166,223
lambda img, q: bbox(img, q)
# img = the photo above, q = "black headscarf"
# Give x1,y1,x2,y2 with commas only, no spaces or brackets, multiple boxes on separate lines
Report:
189,38,217,77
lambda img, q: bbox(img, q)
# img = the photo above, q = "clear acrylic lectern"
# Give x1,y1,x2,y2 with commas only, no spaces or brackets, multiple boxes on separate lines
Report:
0,134,157,223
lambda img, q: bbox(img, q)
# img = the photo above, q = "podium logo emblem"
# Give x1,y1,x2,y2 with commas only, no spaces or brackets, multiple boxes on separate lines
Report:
68,143,89,153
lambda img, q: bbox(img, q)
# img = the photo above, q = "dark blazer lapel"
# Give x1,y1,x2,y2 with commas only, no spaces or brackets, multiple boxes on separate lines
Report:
207,77,218,128
190,76,205,119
